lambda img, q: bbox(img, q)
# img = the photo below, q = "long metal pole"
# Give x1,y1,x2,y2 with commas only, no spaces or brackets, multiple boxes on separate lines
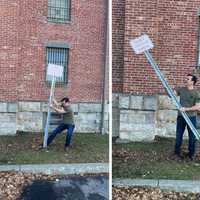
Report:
144,50,200,140
43,75,56,148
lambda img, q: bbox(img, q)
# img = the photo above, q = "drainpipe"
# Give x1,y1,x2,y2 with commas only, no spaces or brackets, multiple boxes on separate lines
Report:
100,0,109,135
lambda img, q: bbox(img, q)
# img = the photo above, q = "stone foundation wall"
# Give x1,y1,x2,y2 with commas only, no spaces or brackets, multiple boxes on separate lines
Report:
113,93,193,142
0,102,17,135
0,101,109,135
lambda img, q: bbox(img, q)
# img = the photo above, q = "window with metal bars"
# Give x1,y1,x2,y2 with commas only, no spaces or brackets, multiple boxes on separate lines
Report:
46,47,68,83
48,0,71,23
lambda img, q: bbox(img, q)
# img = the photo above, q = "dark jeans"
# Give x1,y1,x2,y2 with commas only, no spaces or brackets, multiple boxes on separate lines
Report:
175,115,196,157
47,123,75,147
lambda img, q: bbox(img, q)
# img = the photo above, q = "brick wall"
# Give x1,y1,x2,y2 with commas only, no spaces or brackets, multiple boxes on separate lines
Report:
112,0,125,93
0,1,18,101
113,0,200,94
0,0,107,103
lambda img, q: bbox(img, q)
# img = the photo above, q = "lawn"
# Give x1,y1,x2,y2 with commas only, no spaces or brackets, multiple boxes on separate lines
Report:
0,132,109,164
113,136,200,180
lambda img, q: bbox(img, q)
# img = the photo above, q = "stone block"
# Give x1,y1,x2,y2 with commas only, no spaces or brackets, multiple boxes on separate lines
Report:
0,123,16,129
41,102,48,112
17,112,43,132
145,112,156,124
75,123,100,133
156,110,177,123
0,113,16,122
120,110,147,124
158,95,177,110
119,95,129,109
18,102,41,112
0,127,16,135
155,122,176,138
120,123,155,132
130,96,143,110
143,96,157,110
119,125,155,142
74,112,102,133
8,102,17,112
0,102,7,112
76,113,101,124
79,103,102,113
0,113,16,135
70,104,79,113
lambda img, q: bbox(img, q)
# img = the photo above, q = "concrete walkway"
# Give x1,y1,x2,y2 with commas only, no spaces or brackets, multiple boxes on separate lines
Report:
113,178,200,193
0,163,109,175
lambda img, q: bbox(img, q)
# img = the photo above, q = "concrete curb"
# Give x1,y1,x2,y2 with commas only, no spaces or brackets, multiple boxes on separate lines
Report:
113,178,200,193
0,163,109,175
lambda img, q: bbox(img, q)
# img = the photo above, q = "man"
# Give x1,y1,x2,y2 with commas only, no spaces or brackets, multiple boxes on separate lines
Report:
174,74,200,160
46,97,75,151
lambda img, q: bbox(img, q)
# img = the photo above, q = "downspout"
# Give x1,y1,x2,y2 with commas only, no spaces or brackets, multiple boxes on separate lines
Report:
100,0,109,135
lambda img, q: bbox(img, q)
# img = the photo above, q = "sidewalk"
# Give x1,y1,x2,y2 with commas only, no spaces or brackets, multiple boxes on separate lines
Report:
113,178,200,193
0,163,109,175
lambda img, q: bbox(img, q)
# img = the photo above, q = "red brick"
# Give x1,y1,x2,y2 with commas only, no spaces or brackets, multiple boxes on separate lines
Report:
0,1,107,102
113,0,200,94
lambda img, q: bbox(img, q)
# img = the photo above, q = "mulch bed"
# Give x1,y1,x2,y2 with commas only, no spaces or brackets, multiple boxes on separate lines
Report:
112,187,200,200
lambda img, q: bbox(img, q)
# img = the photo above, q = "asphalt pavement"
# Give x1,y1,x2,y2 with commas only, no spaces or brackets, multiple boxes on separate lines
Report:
17,175,109,200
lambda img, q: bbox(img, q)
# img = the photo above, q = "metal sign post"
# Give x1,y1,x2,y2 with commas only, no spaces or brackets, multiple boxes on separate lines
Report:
130,34,200,140
43,64,64,148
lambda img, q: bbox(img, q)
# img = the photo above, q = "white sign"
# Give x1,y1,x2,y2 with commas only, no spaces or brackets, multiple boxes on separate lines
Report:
47,63,63,78
130,34,154,54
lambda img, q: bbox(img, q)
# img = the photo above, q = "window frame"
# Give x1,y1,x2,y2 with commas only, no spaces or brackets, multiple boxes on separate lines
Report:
47,0,71,23
45,42,70,85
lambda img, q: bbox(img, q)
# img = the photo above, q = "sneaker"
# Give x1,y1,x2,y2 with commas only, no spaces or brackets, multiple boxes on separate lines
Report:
64,144,73,151
64,146,69,151
38,143,44,150
185,153,194,161
171,153,184,160
38,143,48,150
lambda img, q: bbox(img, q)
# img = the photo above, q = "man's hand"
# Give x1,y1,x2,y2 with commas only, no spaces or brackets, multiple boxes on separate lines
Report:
173,90,177,96
49,104,54,109
49,103,65,113
52,99,57,105
180,103,200,112
180,107,187,112
53,99,61,107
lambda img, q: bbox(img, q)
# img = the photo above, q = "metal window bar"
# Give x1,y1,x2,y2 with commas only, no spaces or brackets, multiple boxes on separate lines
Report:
48,0,70,22
46,47,67,83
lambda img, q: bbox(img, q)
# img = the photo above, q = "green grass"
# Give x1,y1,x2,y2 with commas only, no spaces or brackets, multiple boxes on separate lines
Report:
113,137,200,180
0,132,109,164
